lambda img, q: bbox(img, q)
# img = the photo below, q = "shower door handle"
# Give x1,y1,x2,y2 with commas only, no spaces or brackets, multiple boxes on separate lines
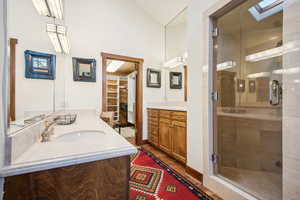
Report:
269,80,281,106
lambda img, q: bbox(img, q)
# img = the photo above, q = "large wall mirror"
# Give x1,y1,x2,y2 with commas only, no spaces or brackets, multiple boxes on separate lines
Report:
164,8,187,102
7,1,65,134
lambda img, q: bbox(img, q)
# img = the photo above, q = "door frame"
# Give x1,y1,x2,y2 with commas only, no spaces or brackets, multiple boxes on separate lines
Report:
209,0,246,174
101,52,144,145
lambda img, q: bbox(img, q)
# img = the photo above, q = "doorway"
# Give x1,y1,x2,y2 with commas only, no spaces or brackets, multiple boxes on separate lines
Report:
101,53,143,146
210,0,283,199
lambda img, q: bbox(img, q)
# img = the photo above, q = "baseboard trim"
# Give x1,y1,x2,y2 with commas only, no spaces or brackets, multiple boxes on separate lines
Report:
185,166,203,182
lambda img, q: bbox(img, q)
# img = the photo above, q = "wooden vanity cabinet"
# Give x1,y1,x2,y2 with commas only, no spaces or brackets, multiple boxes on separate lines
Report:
4,156,130,200
148,109,187,163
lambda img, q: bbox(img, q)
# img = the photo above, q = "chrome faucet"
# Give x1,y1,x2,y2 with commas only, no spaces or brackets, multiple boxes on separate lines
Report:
41,119,56,143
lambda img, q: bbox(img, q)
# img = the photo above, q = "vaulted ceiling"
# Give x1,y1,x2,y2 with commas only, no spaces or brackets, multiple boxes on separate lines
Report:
134,0,188,25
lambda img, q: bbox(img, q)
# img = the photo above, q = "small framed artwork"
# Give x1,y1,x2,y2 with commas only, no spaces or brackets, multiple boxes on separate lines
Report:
170,72,182,89
72,57,96,82
25,50,56,80
147,68,161,88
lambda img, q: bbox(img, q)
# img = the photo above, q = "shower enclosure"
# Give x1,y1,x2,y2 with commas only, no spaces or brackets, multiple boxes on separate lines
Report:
211,0,284,199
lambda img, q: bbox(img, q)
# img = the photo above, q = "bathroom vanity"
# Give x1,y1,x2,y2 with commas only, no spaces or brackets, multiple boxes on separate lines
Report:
147,102,187,163
1,110,137,200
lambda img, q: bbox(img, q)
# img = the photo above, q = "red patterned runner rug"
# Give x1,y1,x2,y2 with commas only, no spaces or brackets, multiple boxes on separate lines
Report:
130,149,212,200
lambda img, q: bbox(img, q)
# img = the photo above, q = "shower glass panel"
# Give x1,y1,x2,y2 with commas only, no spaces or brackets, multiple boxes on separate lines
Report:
213,1,282,199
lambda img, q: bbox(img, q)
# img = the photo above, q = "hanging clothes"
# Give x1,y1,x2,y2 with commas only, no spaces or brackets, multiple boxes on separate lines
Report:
127,71,137,124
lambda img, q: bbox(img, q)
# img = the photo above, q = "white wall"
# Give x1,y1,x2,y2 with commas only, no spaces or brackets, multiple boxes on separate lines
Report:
0,0,7,198
5,0,164,140
63,0,164,139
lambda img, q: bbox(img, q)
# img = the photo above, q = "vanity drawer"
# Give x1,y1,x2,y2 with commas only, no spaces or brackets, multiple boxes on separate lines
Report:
150,128,159,136
159,118,171,124
148,116,159,123
171,111,186,122
149,135,159,146
160,110,171,119
172,120,186,128
148,109,159,117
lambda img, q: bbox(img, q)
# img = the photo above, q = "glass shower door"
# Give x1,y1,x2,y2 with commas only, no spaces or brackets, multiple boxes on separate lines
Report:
213,1,283,199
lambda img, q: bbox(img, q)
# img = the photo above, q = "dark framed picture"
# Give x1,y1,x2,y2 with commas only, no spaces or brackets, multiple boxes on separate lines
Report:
25,50,56,80
72,57,96,82
147,68,161,88
170,72,182,89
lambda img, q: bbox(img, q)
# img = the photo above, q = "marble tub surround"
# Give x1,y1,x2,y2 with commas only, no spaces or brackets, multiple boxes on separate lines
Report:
5,116,54,165
147,101,187,111
1,110,137,177
8,112,52,135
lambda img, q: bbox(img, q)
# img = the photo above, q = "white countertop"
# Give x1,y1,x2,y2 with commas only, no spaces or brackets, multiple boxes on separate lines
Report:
147,102,187,111
0,110,137,177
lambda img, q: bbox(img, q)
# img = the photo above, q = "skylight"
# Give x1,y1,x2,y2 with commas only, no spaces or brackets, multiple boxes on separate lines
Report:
249,0,283,21
107,60,125,72
258,0,279,9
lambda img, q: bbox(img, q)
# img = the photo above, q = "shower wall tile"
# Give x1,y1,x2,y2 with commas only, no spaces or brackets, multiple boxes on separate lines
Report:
283,0,300,199
218,116,282,173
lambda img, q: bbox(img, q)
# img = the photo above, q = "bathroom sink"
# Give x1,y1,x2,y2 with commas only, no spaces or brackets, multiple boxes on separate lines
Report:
54,131,105,142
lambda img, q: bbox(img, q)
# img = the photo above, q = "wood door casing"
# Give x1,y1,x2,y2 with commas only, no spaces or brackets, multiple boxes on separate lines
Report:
159,118,172,154
101,52,144,145
171,121,187,163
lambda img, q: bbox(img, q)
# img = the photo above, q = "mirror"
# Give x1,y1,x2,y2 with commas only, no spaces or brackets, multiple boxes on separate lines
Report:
165,8,187,61
164,8,187,102
6,2,64,134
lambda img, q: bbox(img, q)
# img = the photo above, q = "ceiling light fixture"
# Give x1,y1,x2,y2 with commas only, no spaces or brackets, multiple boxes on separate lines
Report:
247,72,271,78
32,0,63,19
46,24,70,54
272,67,300,75
107,60,125,72
164,57,184,68
217,61,236,71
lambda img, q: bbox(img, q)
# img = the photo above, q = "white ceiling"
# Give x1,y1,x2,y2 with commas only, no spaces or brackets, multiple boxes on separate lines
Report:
134,0,188,25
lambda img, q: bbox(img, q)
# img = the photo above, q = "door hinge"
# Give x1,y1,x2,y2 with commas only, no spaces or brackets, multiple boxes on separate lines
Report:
211,91,218,101
211,154,219,164
212,27,219,38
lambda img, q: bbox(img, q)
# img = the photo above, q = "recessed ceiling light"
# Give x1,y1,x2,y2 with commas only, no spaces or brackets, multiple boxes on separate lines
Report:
47,24,70,54
32,0,64,19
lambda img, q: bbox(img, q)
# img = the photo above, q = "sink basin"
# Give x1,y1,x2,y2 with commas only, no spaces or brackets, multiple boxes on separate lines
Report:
54,131,105,142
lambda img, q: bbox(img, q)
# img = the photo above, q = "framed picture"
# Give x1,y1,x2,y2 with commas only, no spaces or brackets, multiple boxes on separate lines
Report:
72,57,96,82
147,68,161,88
170,72,182,89
25,50,56,80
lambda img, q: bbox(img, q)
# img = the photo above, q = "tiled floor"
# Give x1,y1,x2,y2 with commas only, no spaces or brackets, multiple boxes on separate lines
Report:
220,167,281,200
142,144,222,200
